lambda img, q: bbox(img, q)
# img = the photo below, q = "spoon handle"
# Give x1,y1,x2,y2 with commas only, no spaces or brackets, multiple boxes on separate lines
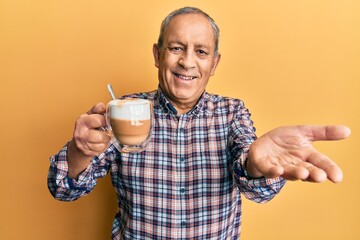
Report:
107,83,117,100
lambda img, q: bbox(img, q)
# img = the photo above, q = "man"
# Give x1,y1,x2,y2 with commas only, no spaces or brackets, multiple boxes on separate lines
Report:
48,6,350,239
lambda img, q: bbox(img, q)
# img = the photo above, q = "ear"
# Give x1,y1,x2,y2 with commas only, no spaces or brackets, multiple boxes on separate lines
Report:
210,53,221,76
153,43,161,68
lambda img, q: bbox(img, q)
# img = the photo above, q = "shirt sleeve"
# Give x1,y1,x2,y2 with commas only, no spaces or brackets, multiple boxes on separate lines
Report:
228,100,286,203
233,150,286,203
47,141,114,202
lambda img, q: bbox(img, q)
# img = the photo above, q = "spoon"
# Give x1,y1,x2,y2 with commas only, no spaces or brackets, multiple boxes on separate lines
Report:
99,83,117,132
107,83,117,100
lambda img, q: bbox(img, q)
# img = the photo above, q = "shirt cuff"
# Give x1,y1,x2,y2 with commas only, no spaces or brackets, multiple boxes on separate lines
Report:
66,163,94,190
234,152,264,180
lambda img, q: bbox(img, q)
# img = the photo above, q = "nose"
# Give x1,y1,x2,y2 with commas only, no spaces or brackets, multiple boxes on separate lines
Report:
178,51,196,69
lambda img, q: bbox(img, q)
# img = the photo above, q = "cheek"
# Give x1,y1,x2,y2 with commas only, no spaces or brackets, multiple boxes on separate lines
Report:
200,63,214,76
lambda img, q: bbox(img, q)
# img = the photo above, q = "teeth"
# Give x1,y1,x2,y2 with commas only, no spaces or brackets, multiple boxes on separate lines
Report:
175,73,195,80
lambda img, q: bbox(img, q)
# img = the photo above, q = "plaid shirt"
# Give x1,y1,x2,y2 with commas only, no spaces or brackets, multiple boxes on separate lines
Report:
48,88,285,239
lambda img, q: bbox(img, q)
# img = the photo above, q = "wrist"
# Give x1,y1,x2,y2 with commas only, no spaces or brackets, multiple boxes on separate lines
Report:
67,139,92,179
246,152,263,179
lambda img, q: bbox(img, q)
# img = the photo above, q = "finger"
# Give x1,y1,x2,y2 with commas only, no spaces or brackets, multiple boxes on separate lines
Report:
252,157,284,179
300,125,351,142
83,141,110,153
74,118,111,154
86,129,112,144
74,130,111,155
306,152,343,183
281,163,309,181
78,113,107,130
296,161,327,182
87,102,106,115
75,140,110,156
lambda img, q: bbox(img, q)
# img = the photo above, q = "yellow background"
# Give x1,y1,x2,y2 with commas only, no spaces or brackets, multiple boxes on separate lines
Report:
1,0,359,239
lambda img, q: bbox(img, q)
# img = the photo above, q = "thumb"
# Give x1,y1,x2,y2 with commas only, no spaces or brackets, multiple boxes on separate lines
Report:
302,125,351,141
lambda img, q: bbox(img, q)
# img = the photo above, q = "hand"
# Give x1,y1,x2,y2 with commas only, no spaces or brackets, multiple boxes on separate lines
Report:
71,102,112,157
67,102,112,179
246,125,351,183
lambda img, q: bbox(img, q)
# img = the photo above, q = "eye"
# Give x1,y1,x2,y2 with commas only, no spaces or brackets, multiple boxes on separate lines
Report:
197,49,208,55
169,46,183,53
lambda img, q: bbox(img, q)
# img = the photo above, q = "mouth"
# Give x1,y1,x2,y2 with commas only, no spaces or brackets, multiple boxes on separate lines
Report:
174,73,197,81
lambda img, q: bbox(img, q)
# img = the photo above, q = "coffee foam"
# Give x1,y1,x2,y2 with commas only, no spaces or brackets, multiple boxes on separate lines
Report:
109,99,150,121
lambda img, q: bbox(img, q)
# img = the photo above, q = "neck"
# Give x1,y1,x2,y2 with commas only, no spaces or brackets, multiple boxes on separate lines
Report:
170,100,194,115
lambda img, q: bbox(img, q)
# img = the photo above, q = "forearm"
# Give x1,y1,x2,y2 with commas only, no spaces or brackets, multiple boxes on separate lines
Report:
233,152,286,203
67,139,93,179
48,141,97,201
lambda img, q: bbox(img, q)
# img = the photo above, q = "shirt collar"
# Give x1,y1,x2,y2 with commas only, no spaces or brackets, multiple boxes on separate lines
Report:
156,86,206,117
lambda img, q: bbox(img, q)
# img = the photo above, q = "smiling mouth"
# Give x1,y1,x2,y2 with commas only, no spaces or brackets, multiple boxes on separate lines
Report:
174,73,197,80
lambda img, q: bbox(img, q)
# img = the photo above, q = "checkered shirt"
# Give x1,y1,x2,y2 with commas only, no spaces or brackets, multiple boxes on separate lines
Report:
48,88,285,239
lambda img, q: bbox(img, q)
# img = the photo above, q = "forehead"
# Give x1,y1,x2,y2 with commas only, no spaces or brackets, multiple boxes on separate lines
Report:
163,13,215,48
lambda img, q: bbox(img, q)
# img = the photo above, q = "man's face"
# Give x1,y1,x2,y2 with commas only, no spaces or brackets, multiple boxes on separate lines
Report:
153,13,221,113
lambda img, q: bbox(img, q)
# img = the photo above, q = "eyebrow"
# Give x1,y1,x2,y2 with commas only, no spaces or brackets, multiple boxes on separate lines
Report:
167,41,185,47
167,41,211,50
194,44,210,50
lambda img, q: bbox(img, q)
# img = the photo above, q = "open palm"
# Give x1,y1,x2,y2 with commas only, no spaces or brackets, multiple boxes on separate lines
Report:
246,125,351,183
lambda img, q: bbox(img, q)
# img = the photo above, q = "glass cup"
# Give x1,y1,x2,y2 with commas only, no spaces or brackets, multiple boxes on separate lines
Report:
106,98,153,153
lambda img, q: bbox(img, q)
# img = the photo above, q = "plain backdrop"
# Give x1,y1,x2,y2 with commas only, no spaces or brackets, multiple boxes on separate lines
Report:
0,0,359,239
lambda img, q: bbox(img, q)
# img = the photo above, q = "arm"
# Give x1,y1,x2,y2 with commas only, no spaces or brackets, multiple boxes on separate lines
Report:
229,100,286,203
47,142,115,201
47,103,113,201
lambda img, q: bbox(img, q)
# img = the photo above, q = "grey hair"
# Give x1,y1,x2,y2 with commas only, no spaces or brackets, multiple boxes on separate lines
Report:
157,6,220,55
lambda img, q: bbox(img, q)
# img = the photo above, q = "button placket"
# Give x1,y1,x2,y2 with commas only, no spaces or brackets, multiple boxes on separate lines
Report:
176,115,188,236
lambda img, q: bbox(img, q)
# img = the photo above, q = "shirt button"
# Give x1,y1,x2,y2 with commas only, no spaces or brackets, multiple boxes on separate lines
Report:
180,188,186,193
181,221,186,227
179,128,185,133
180,158,185,162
